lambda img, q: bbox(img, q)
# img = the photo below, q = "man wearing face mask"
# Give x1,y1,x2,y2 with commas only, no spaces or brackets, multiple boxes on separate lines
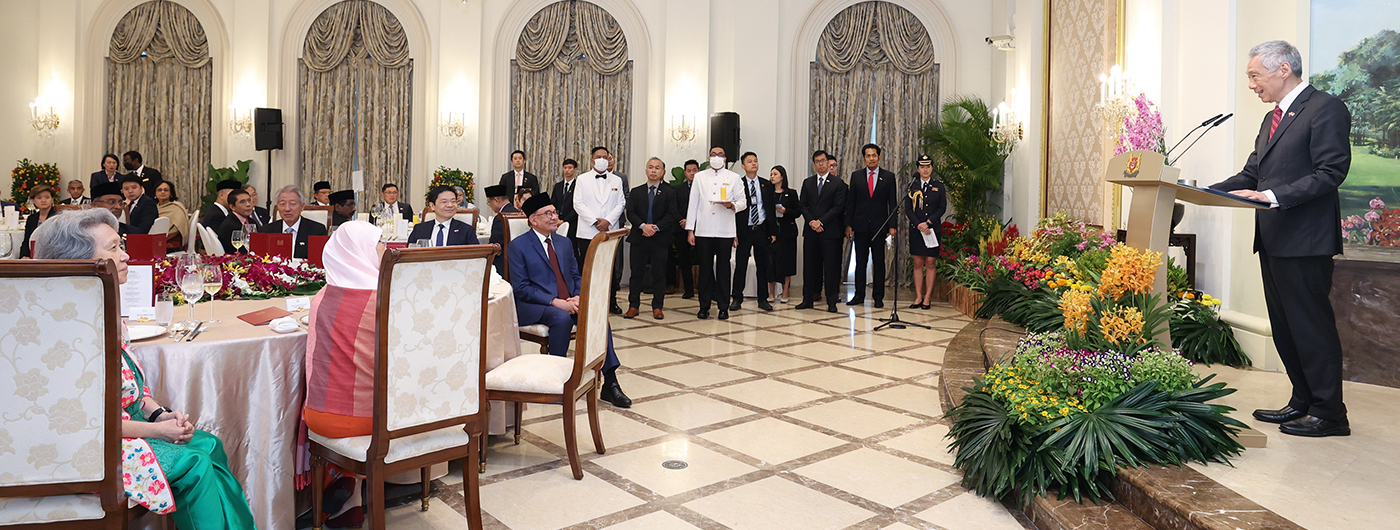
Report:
575,146,628,314
686,146,747,320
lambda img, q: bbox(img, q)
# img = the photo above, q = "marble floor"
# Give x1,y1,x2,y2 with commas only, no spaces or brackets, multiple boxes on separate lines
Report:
375,287,1032,530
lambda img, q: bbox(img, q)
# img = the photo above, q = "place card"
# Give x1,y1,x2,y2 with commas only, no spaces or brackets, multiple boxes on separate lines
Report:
285,297,311,312
121,265,155,317
352,170,364,192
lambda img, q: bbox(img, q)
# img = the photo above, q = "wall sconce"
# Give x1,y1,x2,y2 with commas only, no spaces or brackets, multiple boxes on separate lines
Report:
668,115,697,145
28,100,59,138
439,112,465,140
990,102,1022,147
228,106,253,138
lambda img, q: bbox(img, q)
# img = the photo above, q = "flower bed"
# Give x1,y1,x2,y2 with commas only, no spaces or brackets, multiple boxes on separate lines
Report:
153,255,326,304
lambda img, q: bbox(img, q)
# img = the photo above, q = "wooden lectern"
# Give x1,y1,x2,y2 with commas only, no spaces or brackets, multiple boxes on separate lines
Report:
1105,150,1267,347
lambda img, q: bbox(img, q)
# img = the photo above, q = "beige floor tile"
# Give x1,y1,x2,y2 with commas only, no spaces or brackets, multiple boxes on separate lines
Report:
775,342,868,363
481,439,560,477
712,351,820,374
665,318,754,335
880,523,923,530
608,315,655,330
879,424,954,466
683,476,875,530
525,409,667,451
385,496,470,528
660,337,755,357
603,510,702,530
780,366,892,394
708,379,830,410
617,346,693,368
480,471,645,530
786,399,921,439
913,492,1024,530
794,447,960,508
521,403,559,421
642,361,755,388
897,345,947,365
842,356,941,379
593,438,758,496
720,329,809,348
612,335,640,348
916,374,941,388
619,374,684,399
857,384,943,418
768,322,856,340
613,325,699,344
727,310,806,327
827,333,922,352
699,417,847,465
629,393,757,431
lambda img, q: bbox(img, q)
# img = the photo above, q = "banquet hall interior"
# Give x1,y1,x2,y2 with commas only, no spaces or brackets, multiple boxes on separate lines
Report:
3,0,1400,529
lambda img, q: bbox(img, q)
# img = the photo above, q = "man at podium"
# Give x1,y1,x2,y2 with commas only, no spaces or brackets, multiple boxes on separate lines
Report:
1209,40,1351,438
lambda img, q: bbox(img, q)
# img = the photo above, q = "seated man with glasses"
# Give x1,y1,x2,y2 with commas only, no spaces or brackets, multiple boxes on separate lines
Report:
409,185,479,247
90,181,139,235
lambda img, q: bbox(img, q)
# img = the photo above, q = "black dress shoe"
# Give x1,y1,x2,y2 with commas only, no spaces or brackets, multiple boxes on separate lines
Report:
728,301,742,311
1253,405,1307,424
909,302,923,309
1280,415,1349,437
846,297,864,306
682,292,695,299
827,305,838,313
718,310,729,320
921,304,932,309
873,300,884,308
795,301,814,310
600,382,632,408
610,304,623,315
697,309,710,320
758,300,773,311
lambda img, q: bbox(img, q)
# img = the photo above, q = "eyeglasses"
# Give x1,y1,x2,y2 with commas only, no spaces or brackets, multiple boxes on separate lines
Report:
531,210,559,219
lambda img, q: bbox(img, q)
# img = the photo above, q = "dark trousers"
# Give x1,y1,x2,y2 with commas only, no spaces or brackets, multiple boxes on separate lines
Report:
524,303,621,373
671,236,696,295
732,225,772,302
695,236,733,311
570,234,587,267
851,231,888,302
628,236,670,309
1258,251,1346,421
803,236,843,306
611,241,625,305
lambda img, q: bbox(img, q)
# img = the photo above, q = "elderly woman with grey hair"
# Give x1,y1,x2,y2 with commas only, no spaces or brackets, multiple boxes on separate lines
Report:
32,208,258,529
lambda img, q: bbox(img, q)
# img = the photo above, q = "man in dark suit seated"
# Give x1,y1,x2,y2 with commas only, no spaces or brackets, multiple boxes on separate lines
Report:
371,183,414,223
61,180,90,205
243,184,271,226
623,157,681,319
123,150,163,197
409,185,479,247
795,150,848,313
121,174,158,235
201,179,243,229
216,188,261,254
845,143,899,308
1210,40,1352,437
485,184,520,276
328,190,357,229
90,183,129,233
508,193,630,408
258,185,327,259
311,181,332,206
498,149,540,194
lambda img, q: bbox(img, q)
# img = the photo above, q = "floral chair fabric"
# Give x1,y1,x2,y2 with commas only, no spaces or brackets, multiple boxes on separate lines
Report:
307,426,473,465
0,494,105,525
582,236,620,366
384,257,485,432
485,353,594,394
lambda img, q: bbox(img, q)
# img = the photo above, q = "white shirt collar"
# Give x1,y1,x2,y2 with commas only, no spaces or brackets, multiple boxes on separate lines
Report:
1279,81,1309,114
534,229,558,253
284,217,302,233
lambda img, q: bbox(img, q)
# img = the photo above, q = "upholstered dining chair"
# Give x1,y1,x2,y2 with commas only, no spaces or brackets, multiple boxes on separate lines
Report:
301,207,329,227
147,216,171,236
308,244,498,530
183,210,200,255
0,260,126,528
484,228,628,480
506,213,576,354
200,225,225,255
454,208,479,228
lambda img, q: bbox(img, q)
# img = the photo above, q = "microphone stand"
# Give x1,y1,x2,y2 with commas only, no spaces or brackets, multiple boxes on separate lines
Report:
873,199,928,332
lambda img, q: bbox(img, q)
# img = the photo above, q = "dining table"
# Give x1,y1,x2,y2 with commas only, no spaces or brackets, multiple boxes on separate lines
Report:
126,278,523,530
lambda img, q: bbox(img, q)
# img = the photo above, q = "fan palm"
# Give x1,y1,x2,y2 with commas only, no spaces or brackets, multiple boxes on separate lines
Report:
919,96,1011,233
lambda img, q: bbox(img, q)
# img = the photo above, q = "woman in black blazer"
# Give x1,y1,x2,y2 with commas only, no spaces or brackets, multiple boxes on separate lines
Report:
904,156,947,309
89,153,122,192
767,165,802,303
20,185,59,259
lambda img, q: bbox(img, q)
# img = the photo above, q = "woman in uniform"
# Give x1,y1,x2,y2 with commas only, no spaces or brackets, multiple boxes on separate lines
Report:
904,155,947,309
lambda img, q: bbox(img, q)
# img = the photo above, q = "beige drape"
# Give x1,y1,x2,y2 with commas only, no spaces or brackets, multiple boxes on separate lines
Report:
511,0,632,189
106,0,212,206
299,0,413,195
1046,0,1119,225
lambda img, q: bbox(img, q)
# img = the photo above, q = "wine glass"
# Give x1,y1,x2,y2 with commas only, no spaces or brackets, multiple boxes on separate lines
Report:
0,233,12,258
174,254,202,326
201,263,223,324
231,230,246,252
179,269,205,326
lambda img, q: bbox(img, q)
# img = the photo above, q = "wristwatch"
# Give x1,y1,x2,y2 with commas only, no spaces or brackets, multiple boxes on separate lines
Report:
147,407,173,422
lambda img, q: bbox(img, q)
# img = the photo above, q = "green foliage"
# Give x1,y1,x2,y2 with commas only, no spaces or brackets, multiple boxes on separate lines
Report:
425,167,475,205
920,96,1010,230
1170,299,1251,366
10,158,61,211
997,287,1065,333
1072,249,1109,284
669,161,709,186
1311,29,1400,151
1129,348,1197,391
203,160,251,211
1167,257,1190,296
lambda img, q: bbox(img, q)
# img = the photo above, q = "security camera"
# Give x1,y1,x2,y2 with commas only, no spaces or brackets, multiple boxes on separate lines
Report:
986,35,1014,51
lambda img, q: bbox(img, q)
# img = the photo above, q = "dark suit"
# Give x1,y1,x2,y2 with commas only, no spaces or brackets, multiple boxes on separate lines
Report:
258,217,328,259
250,206,271,227
408,218,479,247
732,176,778,304
1210,85,1351,421
552,178,584,264
799,174,848,306
20,209,58,259
201,203,230,230
489,203,522,276
61,196,90,205
123,194,158,236
89,171,121,192
668,180,697,296
498,171,541,194
507,230,619,372
371,201,413,223
847,167,899,303
216,214,261,254
625,182,680,309
904,177,948,257
129,168,163,197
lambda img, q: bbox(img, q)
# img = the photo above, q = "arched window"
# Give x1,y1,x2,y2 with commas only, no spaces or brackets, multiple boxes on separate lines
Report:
106,0,212,204
298,0,413,195
809,1,938,181
511,0,632,189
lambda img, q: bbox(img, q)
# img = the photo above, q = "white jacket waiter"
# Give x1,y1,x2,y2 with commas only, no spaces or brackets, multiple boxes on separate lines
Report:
686,146,747,320
575,147,627,240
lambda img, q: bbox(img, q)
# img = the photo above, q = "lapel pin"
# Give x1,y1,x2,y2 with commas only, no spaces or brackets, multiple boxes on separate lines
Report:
1288,112,1296,117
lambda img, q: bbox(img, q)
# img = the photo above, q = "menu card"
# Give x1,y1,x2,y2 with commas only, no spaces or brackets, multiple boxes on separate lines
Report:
121,265,155,319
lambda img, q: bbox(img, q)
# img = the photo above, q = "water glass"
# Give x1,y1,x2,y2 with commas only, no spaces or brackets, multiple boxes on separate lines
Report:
0,235,11,259
154,292,175,327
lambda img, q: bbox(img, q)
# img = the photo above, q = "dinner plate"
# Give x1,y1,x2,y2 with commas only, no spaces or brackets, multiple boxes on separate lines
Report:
127,325,167,341
300,314,310,325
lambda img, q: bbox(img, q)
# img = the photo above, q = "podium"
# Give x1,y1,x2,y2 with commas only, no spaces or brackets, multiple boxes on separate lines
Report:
1105,150,1267,346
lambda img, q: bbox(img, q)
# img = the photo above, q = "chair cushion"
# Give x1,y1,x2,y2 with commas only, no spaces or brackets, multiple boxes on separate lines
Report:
308,425,472,465
519,323,576,338
0,494,104,525
485,354,592,394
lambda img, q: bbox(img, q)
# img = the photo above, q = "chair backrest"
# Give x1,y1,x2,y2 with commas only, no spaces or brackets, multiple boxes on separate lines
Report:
372,244,498,448
301,208,328,227
454,209,478,228
201,225,225,255
148,216,171,236
187,210,200,254
0,260,123,519
557,221,570,240
574,229,628,378
499,213,527,280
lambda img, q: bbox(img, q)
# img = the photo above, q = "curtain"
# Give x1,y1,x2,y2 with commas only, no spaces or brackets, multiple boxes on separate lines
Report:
299,0,413,196
1047,0,1119,226
106,0,212,206
511,0,632,190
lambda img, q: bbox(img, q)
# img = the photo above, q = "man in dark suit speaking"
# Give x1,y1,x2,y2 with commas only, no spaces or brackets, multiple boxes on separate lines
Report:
258,185,327,259
409,185,480,247
1210,40,1351,438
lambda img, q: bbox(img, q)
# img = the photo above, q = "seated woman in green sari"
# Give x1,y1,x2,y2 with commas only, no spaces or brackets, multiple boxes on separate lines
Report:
33,209,256,529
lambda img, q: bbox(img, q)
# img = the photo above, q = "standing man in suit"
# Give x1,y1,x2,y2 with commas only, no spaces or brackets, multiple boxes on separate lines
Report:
552,158,583,264
258,185,328,259
576,146,628,314
122,151,163,197
373,183,414,222
624,157,681,319
509,194,630,408
485,184,519,276
671,160,700,299
796,150,848,313
498,150,541,194
731,152,778,312
217,188,261,254
243,184,271,226
121,174,158,235
845,143,899,308
311,181,332,206
686,146,747,320
62,180,90,205
1210,40,1351,438
409,185,480,247
201,179,243,229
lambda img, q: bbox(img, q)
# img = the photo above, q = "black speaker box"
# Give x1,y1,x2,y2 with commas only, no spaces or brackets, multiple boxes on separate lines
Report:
254,108,283,151
709,112,740,164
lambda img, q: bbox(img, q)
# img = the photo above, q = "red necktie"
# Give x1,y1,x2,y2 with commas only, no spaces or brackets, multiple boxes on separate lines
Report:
1268,105,1282,141
868,170,876,198
545,236,570,300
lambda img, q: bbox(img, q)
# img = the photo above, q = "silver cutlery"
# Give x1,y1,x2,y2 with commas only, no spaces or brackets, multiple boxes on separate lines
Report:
185,322,207,342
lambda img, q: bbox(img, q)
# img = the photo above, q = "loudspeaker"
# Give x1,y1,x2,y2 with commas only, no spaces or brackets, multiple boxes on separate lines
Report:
709,112,740,164
254,108,283,151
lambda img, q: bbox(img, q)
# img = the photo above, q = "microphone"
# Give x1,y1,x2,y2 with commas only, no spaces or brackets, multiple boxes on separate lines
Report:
1170,113,1233,165
1165,114,1223,158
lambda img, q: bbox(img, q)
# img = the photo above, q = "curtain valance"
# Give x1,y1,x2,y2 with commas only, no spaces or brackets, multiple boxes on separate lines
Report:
816,1,935,75
516,0,629,75
109,0,209,68
302,0,410,72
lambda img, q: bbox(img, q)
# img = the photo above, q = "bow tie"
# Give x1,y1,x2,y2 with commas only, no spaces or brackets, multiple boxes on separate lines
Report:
596,174,608,179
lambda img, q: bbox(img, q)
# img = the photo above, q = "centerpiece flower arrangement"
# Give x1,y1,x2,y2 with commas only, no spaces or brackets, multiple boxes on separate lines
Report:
1341,197,1400,247
153,254,326,303
1116,93,1167,157
10,158,61,213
